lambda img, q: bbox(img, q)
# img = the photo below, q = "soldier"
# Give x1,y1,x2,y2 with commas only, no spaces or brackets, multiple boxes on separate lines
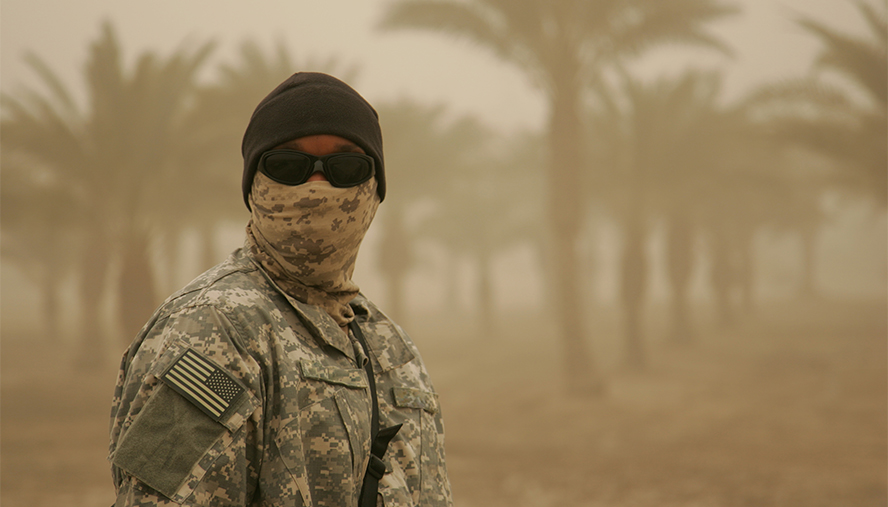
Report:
109,72,452,506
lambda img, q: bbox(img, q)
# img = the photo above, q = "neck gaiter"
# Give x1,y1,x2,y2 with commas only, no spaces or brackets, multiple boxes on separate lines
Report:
245,171,379,326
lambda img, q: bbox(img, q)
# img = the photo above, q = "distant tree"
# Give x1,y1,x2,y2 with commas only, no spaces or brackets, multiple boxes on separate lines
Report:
586,70,794,365
587,71,733,365
380,0,737,393
728,1,887,301
1,22,213,361
422,129,546,337
717,144,831,303
375,99,490,325
0,153,81,340
747,0,887,206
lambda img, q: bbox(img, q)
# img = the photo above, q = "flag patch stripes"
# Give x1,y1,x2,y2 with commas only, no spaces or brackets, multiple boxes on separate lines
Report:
161,349,245,421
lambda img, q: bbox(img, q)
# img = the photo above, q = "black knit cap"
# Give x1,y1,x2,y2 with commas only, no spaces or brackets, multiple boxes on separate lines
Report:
241,72,385,209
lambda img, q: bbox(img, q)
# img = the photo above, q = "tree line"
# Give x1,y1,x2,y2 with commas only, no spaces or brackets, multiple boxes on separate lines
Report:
2,0,885,392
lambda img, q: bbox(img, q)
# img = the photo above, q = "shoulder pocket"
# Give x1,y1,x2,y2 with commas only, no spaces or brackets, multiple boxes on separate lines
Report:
392,386,439,414
112,349,259,501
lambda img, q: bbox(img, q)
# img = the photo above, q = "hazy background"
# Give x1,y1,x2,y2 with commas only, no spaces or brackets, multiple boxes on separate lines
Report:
0,0,876,131
2,0,886,506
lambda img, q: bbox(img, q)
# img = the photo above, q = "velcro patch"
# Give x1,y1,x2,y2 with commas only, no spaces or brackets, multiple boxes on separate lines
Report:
161,349,245,422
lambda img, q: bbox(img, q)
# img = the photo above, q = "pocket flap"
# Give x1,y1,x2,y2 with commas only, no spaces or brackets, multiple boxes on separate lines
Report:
300,360,368,389
392,387,438,414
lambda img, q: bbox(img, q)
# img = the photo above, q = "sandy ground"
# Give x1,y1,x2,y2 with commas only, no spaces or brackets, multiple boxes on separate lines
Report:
2,297,885,506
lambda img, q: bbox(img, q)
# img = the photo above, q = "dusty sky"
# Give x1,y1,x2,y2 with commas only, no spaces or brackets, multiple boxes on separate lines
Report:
0,0,874,132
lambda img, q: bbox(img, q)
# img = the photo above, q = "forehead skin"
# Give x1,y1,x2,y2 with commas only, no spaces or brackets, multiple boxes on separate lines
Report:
274,134,366,157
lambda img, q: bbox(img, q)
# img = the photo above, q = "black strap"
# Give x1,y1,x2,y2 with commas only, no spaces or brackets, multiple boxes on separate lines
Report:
349,320,402,507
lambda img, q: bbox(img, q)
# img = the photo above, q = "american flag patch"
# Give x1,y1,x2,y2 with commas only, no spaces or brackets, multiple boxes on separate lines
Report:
161,349,245,421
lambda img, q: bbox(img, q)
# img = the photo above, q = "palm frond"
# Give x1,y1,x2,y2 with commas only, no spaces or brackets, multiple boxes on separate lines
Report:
797,1,887,107
607,0,738,60
1,90,88,179
379,0,516,65
21,52,81,119
858,0,888,47
86,21,126,114
742,77,856,117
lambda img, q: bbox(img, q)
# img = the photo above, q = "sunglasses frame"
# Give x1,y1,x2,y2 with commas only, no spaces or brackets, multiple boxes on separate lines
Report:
258,149,375,188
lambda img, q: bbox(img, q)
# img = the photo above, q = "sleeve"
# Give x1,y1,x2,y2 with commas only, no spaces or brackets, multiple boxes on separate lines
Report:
109,305,263,506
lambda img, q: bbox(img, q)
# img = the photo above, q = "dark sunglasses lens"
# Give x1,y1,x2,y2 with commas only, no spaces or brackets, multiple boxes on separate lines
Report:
326,155,374,187
261,152,313,185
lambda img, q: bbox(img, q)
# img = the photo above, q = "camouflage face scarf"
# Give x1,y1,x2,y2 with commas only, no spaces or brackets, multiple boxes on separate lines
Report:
246,171,380,326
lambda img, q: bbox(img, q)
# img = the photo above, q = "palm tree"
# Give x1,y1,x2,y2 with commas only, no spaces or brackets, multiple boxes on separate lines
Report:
374,99,491,325
585,69,807,365
421,129,546,338
0,152,81,340
379,0,737,393
587,70,734,365
717,143,830,303
1,22,213,362
731,1,887,301
747,0,886,206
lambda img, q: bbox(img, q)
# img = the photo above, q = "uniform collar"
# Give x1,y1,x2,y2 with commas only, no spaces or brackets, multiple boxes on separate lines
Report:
349,294,415,372
246,250,355,361
243,248,415,369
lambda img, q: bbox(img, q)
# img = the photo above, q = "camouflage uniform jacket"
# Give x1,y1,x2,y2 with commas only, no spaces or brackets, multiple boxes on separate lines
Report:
109,247,452,506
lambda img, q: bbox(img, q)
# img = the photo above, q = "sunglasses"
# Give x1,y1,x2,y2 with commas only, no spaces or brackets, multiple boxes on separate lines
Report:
258,149,375,188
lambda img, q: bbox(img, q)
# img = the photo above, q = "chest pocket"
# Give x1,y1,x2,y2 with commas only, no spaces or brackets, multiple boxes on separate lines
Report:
274,360,373,506
376,385,445,506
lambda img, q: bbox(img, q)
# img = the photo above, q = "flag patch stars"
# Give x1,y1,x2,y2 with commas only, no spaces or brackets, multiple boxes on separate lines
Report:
161,349,245,421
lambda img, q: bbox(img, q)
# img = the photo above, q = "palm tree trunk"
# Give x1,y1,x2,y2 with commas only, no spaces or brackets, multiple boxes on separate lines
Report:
709,227,734,327
37,272,63,341
799,224,819,299
621,213,647,368
737,226,755,313
477,249,497,339
117,232,159,341
441,251,460,316
32,250,67,341
547,84,600,394
378,206,411,325
77,229,112,368
199,223,218,274
159,229,180,294
666,211,695,345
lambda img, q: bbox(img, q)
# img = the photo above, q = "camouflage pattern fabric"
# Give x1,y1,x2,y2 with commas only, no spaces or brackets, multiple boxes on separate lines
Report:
246,172,379,327
109,248,452,506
